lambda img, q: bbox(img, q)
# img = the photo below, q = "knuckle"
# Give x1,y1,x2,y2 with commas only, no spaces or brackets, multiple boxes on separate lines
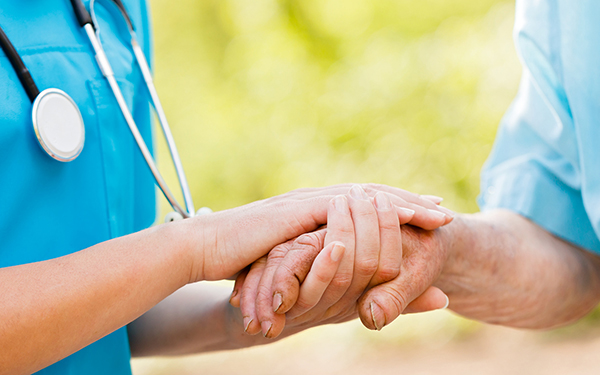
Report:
328,273,353,292
296,232,322,249
374,264,401,282
277,262,297,279
278,255,313,284
267,247,287,262
355,258,379,278
255,283,272,301
274,262,305,289
313,269,333,285
384,288,409,314
378,220,399,232
353,208,376,218
333,225,355,237
293,297,315,312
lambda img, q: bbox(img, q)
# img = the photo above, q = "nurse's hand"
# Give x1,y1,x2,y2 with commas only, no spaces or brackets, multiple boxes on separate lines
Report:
231,186,451,338
178,184,452,283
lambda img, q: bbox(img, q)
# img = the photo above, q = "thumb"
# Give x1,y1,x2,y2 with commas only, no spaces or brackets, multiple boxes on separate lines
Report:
403,286,449,314
358,281,448,331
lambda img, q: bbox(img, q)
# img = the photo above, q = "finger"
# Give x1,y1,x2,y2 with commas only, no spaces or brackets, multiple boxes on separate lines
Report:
255,246,290,338
395,204,416,225
230,268,249,308
357,265,441,331
271,230,327,315
421,195,443,205
357,224,448,330
361,184,454,225
239,257,267,335
403,286,449,314
369,192,402,287
267,183,454,229
287,195,355,319
319,185,380,319
390,197,448,230
288,184,439,213
292,241,346,315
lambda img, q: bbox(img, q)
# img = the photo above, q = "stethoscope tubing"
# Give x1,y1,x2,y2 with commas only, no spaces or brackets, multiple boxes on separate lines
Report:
75,0,196,218
124,22,196,218
1,0,198,218
0,25,40,101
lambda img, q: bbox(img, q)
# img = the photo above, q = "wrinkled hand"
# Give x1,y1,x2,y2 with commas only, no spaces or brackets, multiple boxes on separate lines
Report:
231,185,451,337
355,224,450,330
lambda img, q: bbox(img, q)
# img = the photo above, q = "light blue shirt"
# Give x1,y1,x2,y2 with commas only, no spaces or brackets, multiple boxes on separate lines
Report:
0,0,155,373
479,0,600,254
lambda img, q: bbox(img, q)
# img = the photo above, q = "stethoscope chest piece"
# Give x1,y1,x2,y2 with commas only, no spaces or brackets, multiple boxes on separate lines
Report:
32,88,85,162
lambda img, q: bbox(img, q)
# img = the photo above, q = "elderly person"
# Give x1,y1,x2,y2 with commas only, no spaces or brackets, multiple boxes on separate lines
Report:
238,0,600,336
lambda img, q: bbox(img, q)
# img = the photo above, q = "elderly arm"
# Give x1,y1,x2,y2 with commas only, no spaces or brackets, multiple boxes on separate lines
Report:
438,210,600,328
359,209,600,330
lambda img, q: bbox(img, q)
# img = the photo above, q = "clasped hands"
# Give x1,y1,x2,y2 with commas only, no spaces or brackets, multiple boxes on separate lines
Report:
229,184,453,337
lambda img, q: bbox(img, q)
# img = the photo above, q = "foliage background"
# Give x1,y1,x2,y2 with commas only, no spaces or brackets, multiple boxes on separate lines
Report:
151,0,519,216
133,0,600,374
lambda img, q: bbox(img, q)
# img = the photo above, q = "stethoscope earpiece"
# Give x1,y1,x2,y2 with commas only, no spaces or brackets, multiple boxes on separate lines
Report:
164,212,184,223
196,207,213,216
164,207,212,223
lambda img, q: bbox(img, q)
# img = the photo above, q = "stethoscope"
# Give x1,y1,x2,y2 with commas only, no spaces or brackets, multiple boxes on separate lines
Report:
0,0,210,221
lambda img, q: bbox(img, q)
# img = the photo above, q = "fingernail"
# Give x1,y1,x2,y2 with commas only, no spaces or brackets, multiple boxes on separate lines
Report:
442,294,450,310
350,184,368,200
273,292,283,313
400,207,416,217
243,317,253,333
427,209,446,219
422,195,444,204
374,192,392,210
437,206,456,218
330,242,345,262
261,321,273,337
333,195,349,214
370,302,386,331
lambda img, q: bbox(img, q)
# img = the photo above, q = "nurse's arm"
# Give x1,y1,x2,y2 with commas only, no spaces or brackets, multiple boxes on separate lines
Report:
0,222,190,375
0,188,334,375
0,184,448,374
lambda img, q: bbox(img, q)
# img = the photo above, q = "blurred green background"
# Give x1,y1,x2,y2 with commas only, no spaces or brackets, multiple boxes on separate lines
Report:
133,1,600,374
151,0,520,216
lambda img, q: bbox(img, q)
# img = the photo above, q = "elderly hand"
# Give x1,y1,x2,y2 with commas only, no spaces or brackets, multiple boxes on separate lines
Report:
231,185,451,337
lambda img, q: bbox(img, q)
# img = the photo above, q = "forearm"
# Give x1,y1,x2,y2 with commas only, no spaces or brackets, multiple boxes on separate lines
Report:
437,209,600,329
0,223,191,375
128,282,305,356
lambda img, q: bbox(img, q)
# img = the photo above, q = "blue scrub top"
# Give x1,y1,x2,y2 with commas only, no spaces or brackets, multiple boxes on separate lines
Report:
0,1,156,373
479,1,600,254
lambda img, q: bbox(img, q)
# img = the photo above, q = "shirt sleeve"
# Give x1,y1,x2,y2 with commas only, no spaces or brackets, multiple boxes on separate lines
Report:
479,73,600,254
478,1,600,254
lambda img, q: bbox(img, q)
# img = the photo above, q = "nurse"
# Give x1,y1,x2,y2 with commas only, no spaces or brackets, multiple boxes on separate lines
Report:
0,1,451,374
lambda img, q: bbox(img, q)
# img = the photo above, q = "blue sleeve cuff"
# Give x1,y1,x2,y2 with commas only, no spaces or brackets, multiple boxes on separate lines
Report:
478,160,600,255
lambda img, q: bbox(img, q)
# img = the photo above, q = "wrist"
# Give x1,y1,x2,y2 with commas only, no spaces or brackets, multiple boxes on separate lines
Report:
156,216,212,285
434,213,469,293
